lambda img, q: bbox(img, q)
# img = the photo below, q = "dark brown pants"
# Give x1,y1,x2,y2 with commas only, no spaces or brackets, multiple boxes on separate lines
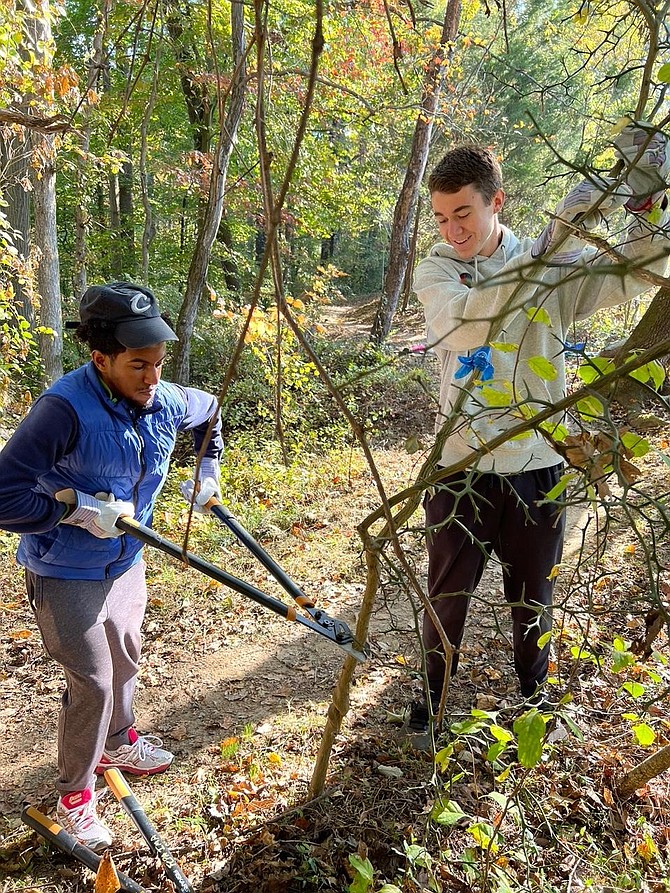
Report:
423,465,565,701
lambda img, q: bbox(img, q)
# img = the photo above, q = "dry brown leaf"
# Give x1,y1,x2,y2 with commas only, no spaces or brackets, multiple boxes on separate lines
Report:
617,458,642,485
563,434,595,467
94,850,120,893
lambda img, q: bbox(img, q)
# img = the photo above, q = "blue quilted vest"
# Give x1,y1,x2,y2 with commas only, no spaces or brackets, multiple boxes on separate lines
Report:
18,362,187,580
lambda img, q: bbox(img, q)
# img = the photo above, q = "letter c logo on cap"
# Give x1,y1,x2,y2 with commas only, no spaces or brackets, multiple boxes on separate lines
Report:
130,292,152,315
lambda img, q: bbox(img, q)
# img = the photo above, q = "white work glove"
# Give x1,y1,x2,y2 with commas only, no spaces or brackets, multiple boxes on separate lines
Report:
57,490,135,538
179,457,221,513
531,176,632,263
613,120,669,214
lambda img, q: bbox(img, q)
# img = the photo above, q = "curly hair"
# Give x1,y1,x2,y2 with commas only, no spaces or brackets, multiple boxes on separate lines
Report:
74,313,175,357
428,144,503,205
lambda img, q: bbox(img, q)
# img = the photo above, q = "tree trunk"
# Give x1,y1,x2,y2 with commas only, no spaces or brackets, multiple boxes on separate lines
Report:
2,0,37,324
118,158,135,276
72,1,109,300
29,0,63,384
611,287,670,408
109,172,122,278
617,744,670,799
0,130,33,322
618,288,670,355
320,233,337,263
171,0,247,384
216,210,240,293
370,0,462,343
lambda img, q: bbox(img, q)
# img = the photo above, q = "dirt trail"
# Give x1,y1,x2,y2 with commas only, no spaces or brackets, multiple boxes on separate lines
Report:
0,296,609,893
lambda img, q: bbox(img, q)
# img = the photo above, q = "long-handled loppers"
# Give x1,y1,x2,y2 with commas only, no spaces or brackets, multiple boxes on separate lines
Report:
54,487,366,662
205,496,364,659
104,769,193,893
114,514,367,663
21,804,146,893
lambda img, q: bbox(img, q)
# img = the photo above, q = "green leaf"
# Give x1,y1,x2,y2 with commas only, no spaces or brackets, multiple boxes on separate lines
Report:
525,306,552,326
648,205,664,225
632,723,656,746
537,630,553,649
348,854,374,893
571,644,596,662
468,821,498,851
488,791,510,809
490,724,514,743
577,357,615,383
405,433,422,454
450,717,488,736
543,472,577,502
540,421,569,441
622,681,645,699
621,432,650,458
432,798,468,826
612,649,635,673
490,341,519,352
379,886,403,893
404,844,431,868
527,356,558,381
560,711,584,740
480,385,512,407
629,360,665,391
513,709,546,767
576,395,604,420
658,62,670,83
486,741,508,762
434,743,454,771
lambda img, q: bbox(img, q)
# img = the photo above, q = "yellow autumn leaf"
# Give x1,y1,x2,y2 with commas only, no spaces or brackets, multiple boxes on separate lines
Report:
10,629,32,641
611,116,633,136
94,850,120,893
267,752,282,766
623,544,636,554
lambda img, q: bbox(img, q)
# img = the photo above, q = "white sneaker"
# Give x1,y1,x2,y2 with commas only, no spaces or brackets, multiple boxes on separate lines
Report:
96,728,174,776
56,788,113,853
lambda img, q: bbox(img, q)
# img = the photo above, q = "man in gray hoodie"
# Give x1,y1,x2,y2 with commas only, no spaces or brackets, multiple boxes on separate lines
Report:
410,124,669,733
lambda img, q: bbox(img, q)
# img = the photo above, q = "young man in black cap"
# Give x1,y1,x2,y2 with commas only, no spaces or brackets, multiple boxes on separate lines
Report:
0,281,222,851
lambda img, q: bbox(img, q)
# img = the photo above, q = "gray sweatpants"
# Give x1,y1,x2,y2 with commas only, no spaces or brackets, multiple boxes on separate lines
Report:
25,562,147,795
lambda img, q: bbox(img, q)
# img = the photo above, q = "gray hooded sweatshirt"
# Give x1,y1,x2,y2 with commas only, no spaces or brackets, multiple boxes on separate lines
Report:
413,214,670,474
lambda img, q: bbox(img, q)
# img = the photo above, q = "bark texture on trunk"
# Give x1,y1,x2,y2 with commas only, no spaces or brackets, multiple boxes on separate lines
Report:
370,0,462,344
171,0,247,384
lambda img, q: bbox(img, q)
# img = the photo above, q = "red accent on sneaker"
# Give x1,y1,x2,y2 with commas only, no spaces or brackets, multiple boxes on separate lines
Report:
60,788,93,810
128,728,139,745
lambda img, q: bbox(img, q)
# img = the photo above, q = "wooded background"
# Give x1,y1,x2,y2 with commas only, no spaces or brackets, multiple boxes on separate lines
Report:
1,0,668,400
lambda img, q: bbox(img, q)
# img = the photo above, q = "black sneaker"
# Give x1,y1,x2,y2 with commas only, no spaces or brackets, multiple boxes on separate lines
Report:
523,688,557,713
408,699,430,733
402,700,441,753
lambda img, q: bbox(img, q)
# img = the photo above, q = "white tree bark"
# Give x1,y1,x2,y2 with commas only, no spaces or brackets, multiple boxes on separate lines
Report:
29,0,63,384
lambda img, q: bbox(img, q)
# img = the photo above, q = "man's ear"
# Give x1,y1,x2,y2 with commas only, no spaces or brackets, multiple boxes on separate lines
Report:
91,349,108,373
492,188,505,214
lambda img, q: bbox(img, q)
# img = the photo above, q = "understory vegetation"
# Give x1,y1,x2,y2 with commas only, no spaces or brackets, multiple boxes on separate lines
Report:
1,301,669,892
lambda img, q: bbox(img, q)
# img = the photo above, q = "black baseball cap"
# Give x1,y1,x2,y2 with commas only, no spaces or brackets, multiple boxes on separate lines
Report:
79,281,179,348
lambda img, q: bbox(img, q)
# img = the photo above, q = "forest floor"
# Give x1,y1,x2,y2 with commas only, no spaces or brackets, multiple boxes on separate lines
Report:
1,296,670,893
